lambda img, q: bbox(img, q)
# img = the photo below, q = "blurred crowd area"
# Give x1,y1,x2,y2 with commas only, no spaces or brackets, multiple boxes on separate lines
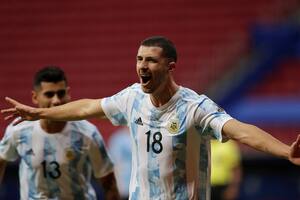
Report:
1,0,300,199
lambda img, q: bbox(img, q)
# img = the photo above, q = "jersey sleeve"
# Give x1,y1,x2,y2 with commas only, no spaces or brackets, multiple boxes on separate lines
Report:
0,123,19,161
195,96,233,141
101,86,132,126
88,128,114,178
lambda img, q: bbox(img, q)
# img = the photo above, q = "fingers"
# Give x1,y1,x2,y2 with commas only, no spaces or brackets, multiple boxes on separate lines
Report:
294,134,300,147
4,114,16,121
1,97,19,115
1,97,23,124
5,97,20,106
1,108,17,114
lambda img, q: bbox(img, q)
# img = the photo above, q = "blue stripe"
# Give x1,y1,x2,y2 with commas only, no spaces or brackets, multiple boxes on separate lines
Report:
92,131,110,162
172,97,188,200
198,140,209,200
19,128,37,199
83,156,94,200
130,92,144,199
147,109,162,199
43,138,60,197
70,130,85,200
198,97,209,108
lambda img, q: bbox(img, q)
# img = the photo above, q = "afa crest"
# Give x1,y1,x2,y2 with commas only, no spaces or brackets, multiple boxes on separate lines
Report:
65,148,75,160
167,118,180,134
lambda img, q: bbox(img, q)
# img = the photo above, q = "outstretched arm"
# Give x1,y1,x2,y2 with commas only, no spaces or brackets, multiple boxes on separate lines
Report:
222,119,300,165
1,97,106,125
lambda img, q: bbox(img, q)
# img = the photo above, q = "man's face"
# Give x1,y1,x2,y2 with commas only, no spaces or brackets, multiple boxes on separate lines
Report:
32,81,70,108
136,45,171,93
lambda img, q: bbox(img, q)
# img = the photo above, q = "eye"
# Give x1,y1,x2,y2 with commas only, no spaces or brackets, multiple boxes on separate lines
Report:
43,90,66,98
57,90,66,98
146,57,158,63
44,92,55,98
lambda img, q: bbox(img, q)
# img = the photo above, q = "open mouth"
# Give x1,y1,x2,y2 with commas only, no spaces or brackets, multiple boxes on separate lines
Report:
141,75,151,84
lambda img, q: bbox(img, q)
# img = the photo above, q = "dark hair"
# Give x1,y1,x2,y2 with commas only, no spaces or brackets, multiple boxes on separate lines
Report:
33,66,67,89
140,36,177,62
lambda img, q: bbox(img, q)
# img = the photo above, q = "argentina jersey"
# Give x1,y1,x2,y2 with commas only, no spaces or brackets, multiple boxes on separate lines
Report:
0,120,113,200
102,83,232,200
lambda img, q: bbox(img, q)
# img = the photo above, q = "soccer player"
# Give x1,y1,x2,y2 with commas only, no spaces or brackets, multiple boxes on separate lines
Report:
0,67,120,200
2,36,300,200
108,128,132,200
211,140,242,200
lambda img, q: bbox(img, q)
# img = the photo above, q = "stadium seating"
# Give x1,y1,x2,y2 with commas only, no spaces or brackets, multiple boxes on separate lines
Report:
0,0,297,140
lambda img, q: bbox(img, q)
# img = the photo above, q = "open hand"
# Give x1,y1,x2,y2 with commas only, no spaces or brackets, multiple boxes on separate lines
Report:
1,97,40,125
289,134,300,166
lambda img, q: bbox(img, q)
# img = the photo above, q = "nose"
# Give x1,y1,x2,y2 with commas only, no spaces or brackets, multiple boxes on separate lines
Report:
51,94,62,106
138,60,148,70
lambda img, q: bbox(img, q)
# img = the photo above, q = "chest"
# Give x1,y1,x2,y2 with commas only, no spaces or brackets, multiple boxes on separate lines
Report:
130,109,197,156
16,133,89,169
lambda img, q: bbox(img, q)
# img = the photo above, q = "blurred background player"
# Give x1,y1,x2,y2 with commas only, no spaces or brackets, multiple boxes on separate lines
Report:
0,66,120,200
211,140,242,200
108,127,132,200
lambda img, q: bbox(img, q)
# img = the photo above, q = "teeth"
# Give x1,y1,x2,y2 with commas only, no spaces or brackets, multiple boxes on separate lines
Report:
141,75,151,84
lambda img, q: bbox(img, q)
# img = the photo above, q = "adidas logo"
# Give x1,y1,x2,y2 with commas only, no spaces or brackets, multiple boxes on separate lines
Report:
26,149,35,156
134,117,143,126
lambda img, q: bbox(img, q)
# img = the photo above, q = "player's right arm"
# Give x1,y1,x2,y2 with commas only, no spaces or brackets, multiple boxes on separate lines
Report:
1,97,106,125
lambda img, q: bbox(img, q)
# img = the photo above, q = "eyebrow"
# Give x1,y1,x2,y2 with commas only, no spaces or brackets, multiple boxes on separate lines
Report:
43,89,66,97
136,55,159,60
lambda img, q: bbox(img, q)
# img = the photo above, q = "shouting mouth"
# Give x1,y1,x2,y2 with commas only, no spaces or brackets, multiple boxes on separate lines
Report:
141,74,151,85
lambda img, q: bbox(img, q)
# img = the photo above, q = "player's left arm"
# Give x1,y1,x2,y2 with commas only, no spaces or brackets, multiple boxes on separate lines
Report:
222,119,300,165
96,172,121,200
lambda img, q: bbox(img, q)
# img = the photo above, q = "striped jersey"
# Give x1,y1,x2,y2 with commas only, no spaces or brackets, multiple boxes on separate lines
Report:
101,83,233,200
0,120,113,200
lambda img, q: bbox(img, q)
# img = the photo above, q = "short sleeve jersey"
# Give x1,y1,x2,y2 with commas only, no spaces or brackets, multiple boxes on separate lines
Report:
101,83,233,200
0,120,113,200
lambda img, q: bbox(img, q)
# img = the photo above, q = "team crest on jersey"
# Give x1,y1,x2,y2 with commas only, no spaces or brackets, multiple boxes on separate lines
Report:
167,118,180,134
65,148,75,160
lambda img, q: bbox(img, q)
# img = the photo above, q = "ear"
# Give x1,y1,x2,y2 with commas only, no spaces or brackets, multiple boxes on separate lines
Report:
32,90,38,105
168,62,176,71
66,86,71,100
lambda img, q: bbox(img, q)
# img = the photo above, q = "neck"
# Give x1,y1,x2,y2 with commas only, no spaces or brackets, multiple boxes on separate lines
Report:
40,119,67,133
150,80,179,107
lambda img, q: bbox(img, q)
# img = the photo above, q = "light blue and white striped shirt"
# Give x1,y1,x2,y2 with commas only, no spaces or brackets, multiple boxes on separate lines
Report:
0,120,113,200
102,83,232,200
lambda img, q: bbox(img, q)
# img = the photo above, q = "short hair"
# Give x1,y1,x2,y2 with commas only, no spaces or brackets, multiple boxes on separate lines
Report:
33,66,67,89
140,36,177,62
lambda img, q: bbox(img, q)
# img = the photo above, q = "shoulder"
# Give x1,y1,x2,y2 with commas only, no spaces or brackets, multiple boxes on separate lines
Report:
6,120,35,134
2,121,36,144
69,120,99,133
178,86,208,104
109,83,145,103
121,83,144,96
67,121,105,143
